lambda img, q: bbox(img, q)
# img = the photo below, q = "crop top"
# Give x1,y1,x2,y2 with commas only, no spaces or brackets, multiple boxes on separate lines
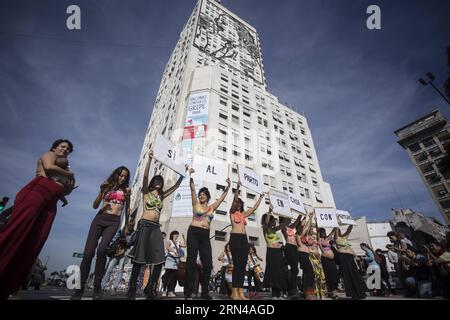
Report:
104,190,126,205
265,229,281,246
145,192,163,213
232,211,247,225
193,203,214,224
320,239,333,251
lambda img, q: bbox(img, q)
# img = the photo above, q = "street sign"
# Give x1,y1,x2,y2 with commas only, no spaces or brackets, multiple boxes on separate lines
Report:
72,252,84,258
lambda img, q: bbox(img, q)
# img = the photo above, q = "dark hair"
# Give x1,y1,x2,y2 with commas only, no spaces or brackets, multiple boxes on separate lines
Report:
169,230,179,241
198,187,211,202
237,198,244,212
406,245,417,253
375,249,383,254
106,166,130,189
2,197,9,201
318,228,326,237
50,139,74,153
430,241,444,249
261,213,276,226
387,231,398,238
149,175,164,196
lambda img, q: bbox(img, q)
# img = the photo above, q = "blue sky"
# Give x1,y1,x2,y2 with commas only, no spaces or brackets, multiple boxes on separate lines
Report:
1,0,449,273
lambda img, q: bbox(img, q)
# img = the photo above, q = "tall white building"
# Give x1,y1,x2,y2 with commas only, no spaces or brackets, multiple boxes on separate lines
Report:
130,0,335,271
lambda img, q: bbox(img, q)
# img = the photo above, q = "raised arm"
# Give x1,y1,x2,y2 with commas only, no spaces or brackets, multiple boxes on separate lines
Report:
327,227,338,241
163,173,184,200
211,178,231,211
188,168,198,208
142,150,153,195
262,204,273,233
290,214,304,229
229,180,241,214
244,192,265,218
301,213,313,236
342,225,353,237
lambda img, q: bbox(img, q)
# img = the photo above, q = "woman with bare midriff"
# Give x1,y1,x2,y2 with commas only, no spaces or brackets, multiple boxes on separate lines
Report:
72,165,131,300
0,139,76,300
228,180,264,300
126,149,184,300
184,168,230,300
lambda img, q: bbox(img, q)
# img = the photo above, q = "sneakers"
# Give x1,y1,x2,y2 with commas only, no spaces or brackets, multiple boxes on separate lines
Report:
93,287,103,300
70,288,85,300
166,291,177,298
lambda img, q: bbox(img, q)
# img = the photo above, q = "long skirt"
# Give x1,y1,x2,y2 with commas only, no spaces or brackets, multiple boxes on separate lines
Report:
128,219,165,265
309,253,328,299
263,247,288,291
0,176,63,299
337,252,366,299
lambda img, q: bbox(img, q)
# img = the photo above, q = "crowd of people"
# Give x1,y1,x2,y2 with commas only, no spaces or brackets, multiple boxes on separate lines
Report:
0,139,449,300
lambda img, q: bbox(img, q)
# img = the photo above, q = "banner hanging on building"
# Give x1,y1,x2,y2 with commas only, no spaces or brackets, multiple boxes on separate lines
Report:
192,155,229,186
269,190,292,218
153,134,186,176
183,92,210,142
314,207,339,228
238,165,262,194
288,192,306,215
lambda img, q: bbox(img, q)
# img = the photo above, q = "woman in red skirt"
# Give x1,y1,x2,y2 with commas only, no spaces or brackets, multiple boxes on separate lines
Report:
0,139,76,299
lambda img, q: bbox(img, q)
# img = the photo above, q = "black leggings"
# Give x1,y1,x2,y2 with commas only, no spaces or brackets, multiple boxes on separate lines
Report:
284,244,299,295
298,251,315,292
128,262,162,294
79,212,120,289
229,233,249,288
185,226,213,296
165,269,178,292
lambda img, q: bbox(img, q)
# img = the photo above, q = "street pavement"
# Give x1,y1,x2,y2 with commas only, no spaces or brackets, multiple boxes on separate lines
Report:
9,286,428,300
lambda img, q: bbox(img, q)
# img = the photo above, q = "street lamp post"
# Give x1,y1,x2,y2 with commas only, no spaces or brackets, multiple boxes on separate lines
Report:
418,72,450,106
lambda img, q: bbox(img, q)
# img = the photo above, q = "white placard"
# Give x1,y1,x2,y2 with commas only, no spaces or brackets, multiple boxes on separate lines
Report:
238,166,262,194
171,179,199,217
336,209,357,225
269,190,292,218
314,207,339,228
288,193,306,214
153,134,186,176
192,156,229,185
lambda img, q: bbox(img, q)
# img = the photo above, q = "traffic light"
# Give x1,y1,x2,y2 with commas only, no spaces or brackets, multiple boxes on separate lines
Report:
0,197,9,212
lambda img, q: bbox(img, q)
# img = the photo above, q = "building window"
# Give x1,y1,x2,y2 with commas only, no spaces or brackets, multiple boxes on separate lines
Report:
249,236,259,246
215,231,227,241
219,113,228,120
216,184,226,191
216,210,227,216
422,137,436,148
408,143,421,153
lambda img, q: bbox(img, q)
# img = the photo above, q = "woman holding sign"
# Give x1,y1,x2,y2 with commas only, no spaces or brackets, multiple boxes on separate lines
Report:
280,214,304,298
319,228,339,299
229,180,265,300
296,213,316,299
184,169,231,300
126,150,184,300
334,221,366,299
262,204,289,299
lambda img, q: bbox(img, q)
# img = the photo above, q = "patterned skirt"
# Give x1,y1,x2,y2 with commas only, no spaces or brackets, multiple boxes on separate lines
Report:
308,253,328,299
